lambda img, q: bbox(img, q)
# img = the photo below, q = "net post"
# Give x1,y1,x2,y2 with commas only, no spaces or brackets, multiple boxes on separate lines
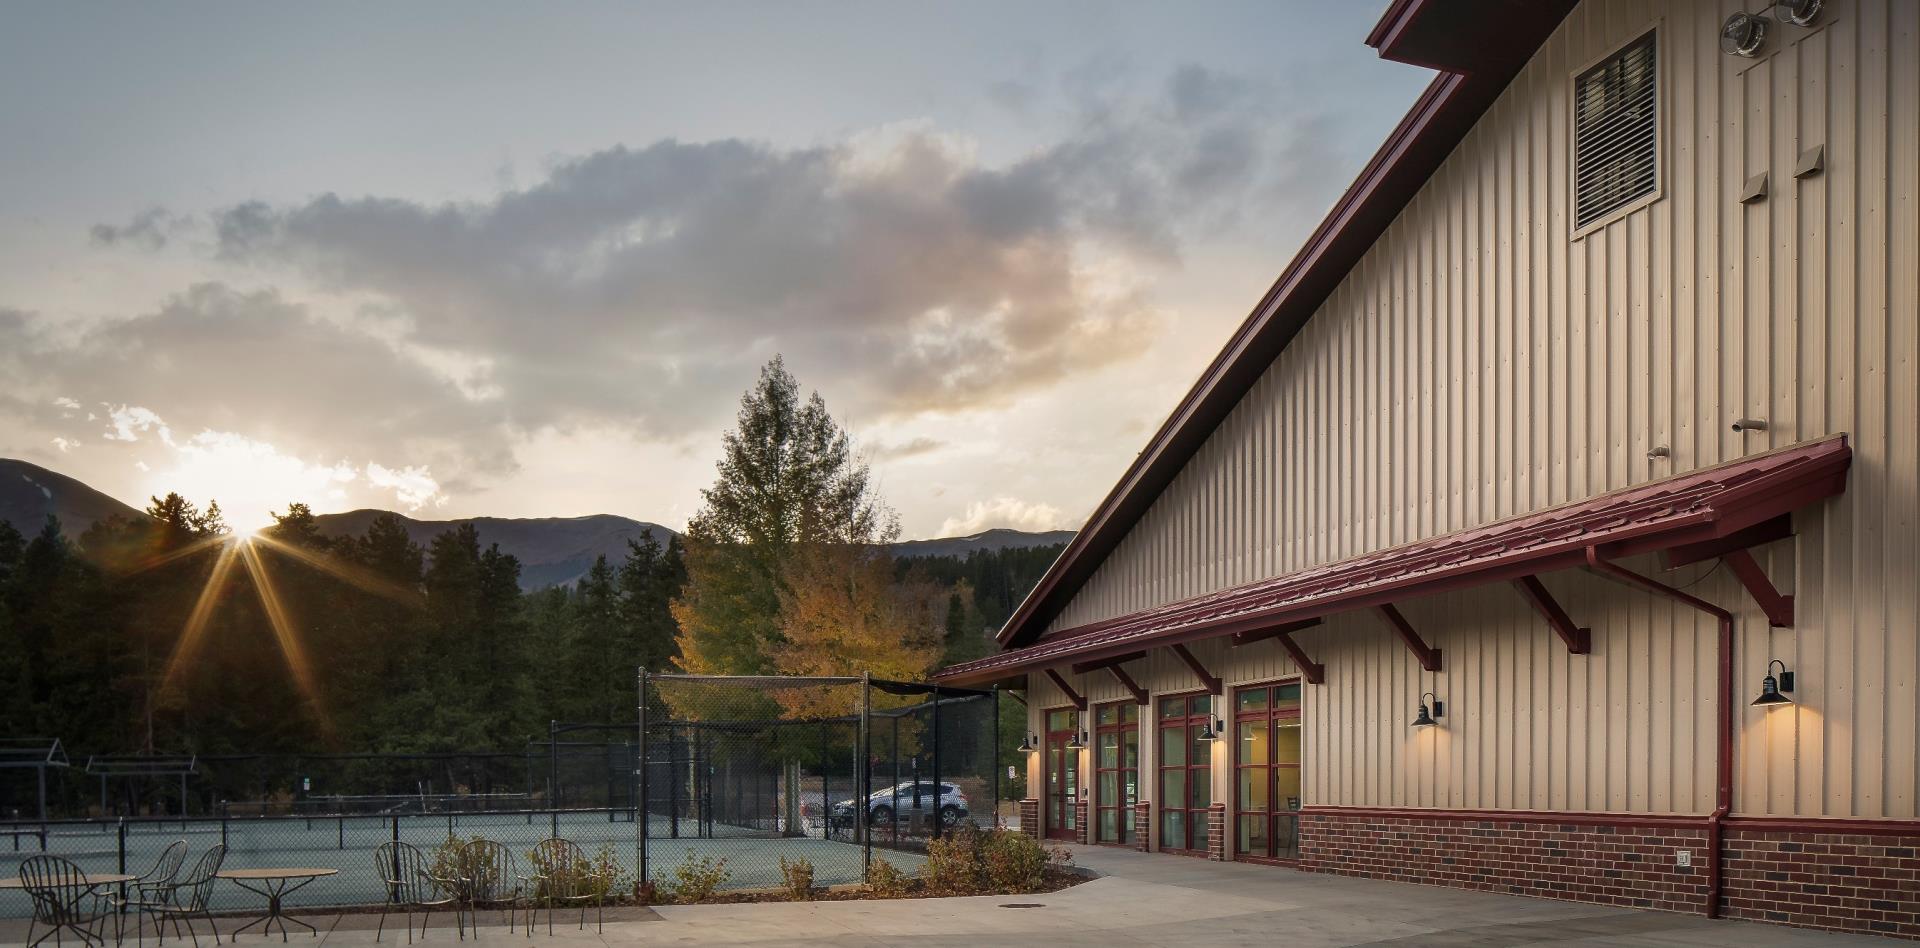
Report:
636,668,648,890
859,671,871,878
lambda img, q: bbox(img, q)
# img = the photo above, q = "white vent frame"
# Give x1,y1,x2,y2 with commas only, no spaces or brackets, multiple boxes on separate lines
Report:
1569,29,1663,238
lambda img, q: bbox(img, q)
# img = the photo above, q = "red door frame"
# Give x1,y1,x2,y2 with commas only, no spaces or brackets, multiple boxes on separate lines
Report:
1043,707,1080,841
1232,679,1303,864
1092,701,1140,846
1155,691,1214,853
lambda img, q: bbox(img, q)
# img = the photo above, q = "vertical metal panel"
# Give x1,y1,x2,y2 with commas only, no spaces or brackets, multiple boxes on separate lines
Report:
1034,0,1918,821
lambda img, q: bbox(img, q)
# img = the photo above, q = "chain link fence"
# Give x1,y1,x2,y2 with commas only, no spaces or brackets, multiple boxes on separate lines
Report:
0,672,1002,917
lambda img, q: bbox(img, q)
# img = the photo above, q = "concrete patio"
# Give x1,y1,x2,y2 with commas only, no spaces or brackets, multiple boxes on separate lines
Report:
3,843,1895,947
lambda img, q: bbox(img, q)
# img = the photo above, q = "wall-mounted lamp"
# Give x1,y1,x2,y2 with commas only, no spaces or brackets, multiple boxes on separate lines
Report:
1197,716,1226,741
1751,659,1796,708
1411,692,1444,728
1064,730,1087,750
1017,734,1038,754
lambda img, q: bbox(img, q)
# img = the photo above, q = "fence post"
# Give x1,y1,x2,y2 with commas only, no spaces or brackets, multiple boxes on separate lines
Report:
636,668,648,890
116,818,127,875
931,688,943,841
338,815,345,850
992,685,1002,829
818,720,828,841
859,671,871,878
220,800,229,848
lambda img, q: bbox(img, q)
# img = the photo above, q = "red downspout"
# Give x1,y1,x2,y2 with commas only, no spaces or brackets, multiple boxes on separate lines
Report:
1586,547,1734,919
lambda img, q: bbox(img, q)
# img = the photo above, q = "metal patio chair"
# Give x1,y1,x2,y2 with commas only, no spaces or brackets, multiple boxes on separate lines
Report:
115,840,188,941
456,839,522,934
523,837,611,935
127,843,225,948
19,854,116,948
373,841,462,943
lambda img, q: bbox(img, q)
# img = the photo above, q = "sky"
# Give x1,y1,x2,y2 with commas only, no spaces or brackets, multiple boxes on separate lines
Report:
0,2,1429,536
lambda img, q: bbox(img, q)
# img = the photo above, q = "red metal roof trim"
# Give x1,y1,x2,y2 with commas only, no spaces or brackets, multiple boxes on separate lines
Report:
938,437,1850,685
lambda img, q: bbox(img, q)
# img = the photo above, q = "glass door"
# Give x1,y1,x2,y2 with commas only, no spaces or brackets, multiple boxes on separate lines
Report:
1233,682,1302,860
1044,708,1079,840
1094,702,1140,845
1156,694,1213,852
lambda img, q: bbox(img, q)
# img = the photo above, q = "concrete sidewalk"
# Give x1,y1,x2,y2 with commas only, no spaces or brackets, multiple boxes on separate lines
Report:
3,843,1894,947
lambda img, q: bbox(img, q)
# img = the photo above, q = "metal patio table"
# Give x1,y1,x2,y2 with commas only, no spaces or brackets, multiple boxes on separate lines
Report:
0,873,136,890
216,868,337,941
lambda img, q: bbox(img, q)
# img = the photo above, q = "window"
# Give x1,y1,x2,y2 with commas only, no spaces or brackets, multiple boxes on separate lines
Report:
1573,31,1657,230
1157,694,1213,852
1234,682,1303,860
1044,708,1080,840
1094,702,1140,845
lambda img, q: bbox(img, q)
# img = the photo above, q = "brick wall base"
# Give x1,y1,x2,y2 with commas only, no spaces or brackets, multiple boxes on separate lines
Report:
1017,798,1039,839
1297,812,1920,940
1208,802,1228,861
1133,802,1152,852
1723,827,1920,939
1298,812,1709,913
1074,799,1090,845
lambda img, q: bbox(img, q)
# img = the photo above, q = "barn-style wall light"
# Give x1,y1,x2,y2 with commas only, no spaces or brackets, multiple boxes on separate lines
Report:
1017,734,1038,754
1197,715,1226,741
1751,659,1796,708
1064,730,1086,750
1411,692,1444,728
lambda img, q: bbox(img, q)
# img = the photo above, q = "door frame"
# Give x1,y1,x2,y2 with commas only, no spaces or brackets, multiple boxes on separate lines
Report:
1042,706,1081,841
1231,678,1304,865
1155,690,1214,854
1092,700,1141,846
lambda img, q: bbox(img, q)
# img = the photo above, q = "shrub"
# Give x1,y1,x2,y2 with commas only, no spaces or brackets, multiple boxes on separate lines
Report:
666,850,731,903
864,857,910,898
981,829,1051,893
922,823,986,895
777,856,815,900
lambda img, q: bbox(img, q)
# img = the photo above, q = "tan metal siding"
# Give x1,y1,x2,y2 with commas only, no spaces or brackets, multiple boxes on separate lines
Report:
1041,0,1919,820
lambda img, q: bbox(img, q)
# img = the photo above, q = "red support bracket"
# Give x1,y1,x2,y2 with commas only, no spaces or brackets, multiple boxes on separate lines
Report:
1231,617,1322,647
1723,548,1794,627
1043,668,1087,711
1107,665,1149,705
1274,630,1326,685
1069,651,1147,674
1376,604,1442,671
1512,576,1591,654
1170,643,1222,695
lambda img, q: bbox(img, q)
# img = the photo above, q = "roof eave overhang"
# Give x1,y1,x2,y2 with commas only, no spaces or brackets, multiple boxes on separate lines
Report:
942,437,1851,686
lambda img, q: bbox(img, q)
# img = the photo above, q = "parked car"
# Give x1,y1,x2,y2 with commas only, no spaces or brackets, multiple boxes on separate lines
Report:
832,781,969,828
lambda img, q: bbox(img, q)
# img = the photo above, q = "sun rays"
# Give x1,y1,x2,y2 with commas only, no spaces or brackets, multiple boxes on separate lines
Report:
159,529,425,740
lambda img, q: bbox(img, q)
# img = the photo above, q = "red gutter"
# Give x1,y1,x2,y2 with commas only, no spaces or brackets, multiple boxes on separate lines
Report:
1585,547,1733,919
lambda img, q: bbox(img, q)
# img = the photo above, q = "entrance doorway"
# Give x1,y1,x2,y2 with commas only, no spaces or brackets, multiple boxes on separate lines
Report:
1233,681,1302,860
1044,708,1080,840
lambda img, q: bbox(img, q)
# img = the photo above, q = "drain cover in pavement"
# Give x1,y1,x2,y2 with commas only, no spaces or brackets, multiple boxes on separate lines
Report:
998,903,1045,909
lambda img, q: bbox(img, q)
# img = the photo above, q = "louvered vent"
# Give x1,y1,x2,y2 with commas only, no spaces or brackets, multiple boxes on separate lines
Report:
1574,32,1657,229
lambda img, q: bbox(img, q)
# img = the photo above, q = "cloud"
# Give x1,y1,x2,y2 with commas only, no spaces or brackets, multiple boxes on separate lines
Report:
867,436,945,462
52,396,81,411
365,462,445,510
50,437,77,452
938,496,1070,536
103,405,171,443
90,207,188,251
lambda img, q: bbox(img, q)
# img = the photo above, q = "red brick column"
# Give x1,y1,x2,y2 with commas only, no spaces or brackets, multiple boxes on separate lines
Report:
1208,802,1228,861
1133,802,1152,852
1017,798,1039,839
1722,826,1920,939
1074,799,1090,845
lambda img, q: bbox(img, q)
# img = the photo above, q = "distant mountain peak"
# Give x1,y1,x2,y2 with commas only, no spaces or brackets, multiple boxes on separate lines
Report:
0,458,144,539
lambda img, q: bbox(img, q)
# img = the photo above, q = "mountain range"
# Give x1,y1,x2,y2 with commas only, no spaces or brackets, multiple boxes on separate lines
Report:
0,458,1072,588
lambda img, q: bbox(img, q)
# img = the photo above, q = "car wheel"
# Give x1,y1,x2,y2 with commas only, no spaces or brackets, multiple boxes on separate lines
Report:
939,805,962,826
869,805,893,826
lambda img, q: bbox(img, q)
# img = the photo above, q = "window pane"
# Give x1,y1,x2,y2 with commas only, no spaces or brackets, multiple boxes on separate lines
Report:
1123,771,1138,806
1123,730,1140,769
1098,808,1118,843
1192,695,1212,716
1190,769,1211,809
1099,772,1118,805
1274,724,1302,767
1275,766,1302,812
1117,808,1132,844
1122,703,1139,723
1161,810,1186,850
1160,725,1186,766
1237,721,1269,766
1159,699,1184,720
1047,709,1072,731
1275,683,1301,713
1238,814,1268,857
1274,812,1299,859
1236,688,1267,712
1189,726,1209,767
1098,732,1119,769
1160,770,1183,806
1238,766,1270,811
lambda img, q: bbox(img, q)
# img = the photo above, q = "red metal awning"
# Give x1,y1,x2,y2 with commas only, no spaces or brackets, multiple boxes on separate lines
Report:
936,436,1850,685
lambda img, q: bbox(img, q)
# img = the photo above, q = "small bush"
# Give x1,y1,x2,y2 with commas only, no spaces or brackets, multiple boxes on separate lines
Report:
864,857,910,898
777,856,815,901
923,823,987,895
666,850,731,903
982,830,1052,893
